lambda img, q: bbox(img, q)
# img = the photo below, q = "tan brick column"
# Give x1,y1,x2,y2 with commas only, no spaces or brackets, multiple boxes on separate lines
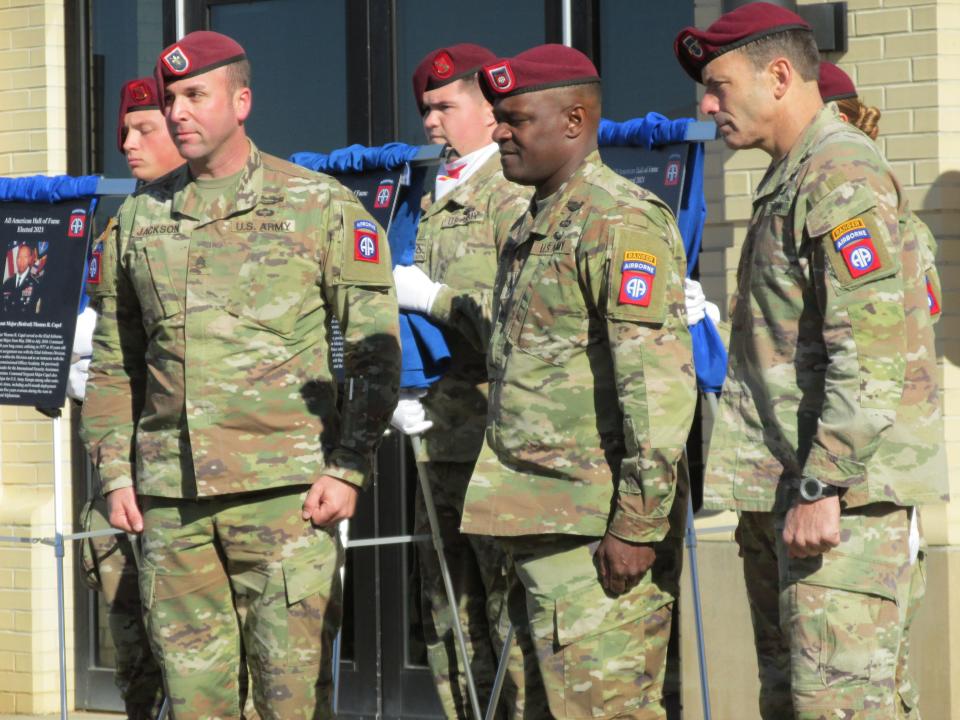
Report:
0,1,74,714
681,1,960,717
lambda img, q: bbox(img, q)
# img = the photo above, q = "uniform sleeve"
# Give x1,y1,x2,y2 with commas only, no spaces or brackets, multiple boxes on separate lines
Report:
79,210,148,495
320,197,401,488
588,207,697,543
429,185,530,351
800,175,907,488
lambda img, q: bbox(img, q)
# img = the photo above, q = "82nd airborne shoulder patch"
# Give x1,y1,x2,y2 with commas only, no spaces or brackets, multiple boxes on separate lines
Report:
354,219,380,263
831,218,881,279
618,251,657,307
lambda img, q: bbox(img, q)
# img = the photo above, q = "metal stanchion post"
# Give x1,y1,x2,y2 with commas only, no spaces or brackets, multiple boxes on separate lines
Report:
409,433,483,720
52,415,69,720
483,621,514,720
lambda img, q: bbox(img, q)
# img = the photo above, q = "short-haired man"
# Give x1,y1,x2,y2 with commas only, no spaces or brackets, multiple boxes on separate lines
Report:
81,31,401,719
76,75,183,720
458,45,696,719
675,4,947,718
2,243,41,315
392,43,530,718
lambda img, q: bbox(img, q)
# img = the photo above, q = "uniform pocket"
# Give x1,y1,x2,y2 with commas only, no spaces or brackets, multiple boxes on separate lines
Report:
554,581,673,718
848,301,906,411
224,246,316,337
127,238,183,327
515,310,588,367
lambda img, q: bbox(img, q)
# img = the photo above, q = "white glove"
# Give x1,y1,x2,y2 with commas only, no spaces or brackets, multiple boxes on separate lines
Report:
73,306,96,357
393,264,444,314
67,307,98,402
390,389,434,436
685,278,706,326
705,301,721,325
67,358,91,402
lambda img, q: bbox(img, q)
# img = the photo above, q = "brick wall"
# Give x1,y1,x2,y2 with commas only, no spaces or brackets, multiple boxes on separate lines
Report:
0,0,72,715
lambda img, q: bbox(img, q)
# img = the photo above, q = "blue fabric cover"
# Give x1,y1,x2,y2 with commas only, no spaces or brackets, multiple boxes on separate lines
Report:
290,143,419,174
0,174,99,202
599,114,726,393
290,145,451,388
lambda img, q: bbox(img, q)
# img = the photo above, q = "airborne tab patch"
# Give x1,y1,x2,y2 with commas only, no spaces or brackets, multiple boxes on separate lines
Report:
354,219,380,263
831,218,881,279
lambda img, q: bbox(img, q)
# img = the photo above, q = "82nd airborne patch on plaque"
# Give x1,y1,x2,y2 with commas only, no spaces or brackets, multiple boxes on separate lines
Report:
831,218,881,279
354,220,380,263
618,250,657,307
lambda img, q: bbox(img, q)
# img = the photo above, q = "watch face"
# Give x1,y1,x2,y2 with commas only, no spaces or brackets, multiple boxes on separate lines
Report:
800,478,822,501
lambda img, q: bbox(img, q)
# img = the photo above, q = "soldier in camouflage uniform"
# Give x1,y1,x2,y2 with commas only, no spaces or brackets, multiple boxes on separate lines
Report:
392,44,530,718
76,75,183,720
455,45,696,719
80,32,400,720
675,5,947,718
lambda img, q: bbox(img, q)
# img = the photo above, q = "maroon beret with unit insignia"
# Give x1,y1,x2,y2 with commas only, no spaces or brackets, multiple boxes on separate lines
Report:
412,43,497,110
818,62,857,103
674,2,812,83
479,44,599,98
154,30,247,98
117,76,160,152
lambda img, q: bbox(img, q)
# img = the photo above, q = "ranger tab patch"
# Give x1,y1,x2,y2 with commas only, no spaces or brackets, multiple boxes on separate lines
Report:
354,219,380,263
618,251,657,307
831,218,881,279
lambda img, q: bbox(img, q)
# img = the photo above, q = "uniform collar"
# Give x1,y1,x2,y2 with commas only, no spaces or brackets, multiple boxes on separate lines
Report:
524,149,603,240
754,104,840,204
172,138,264,225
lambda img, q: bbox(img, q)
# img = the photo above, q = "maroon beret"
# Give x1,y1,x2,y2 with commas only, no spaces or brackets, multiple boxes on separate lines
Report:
818,62,857,103
117,76,160,152
412,43,497,110
155,31,246,98
674,2,812,83
480,44,599,99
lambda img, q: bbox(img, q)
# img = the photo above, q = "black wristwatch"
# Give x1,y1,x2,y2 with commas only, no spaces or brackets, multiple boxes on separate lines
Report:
798,477,840,502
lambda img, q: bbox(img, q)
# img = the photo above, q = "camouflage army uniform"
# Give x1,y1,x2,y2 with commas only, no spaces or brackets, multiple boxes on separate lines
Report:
462,151,697,719
413,150,530,718
81,141,401,720
705,104,947,719
80,496,164,719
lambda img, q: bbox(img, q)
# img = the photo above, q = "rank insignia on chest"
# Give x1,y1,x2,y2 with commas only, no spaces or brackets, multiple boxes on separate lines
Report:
927,274,941,315
831,219,881,279
618,253,657,307
354,219,380,263
87,242,102,285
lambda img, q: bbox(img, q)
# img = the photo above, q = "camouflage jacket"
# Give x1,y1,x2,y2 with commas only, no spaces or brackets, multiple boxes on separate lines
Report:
80,141,401,498
461,151,697,543
705,105,948,512
415,151,530,462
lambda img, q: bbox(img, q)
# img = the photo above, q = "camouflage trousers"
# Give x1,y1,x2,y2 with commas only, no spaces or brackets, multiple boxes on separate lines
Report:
80,497,165,720
415,459,524,719
139,486,343,720
738,504,925,720
500,534,681,719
